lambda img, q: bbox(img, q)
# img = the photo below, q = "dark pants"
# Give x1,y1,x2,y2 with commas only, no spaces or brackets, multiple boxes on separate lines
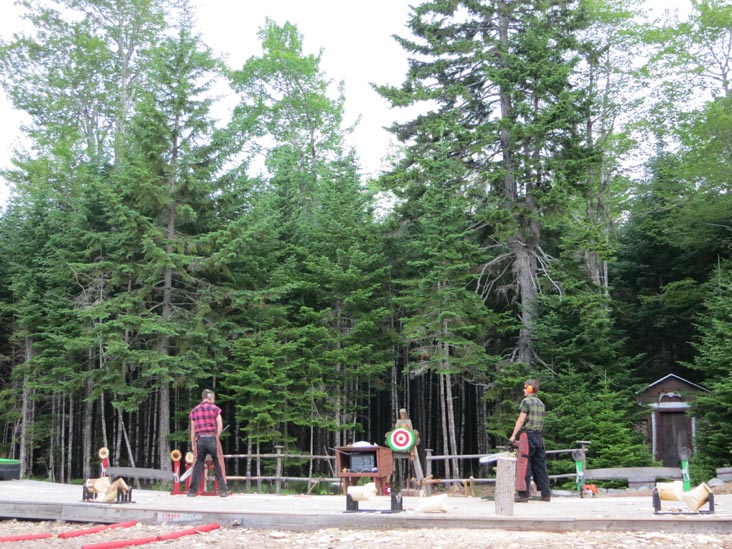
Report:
518,431,551,498
188,436,227,494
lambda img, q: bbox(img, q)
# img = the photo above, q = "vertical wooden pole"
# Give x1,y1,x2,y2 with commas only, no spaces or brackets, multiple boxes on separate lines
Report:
275,445,283,495
495,456,516,516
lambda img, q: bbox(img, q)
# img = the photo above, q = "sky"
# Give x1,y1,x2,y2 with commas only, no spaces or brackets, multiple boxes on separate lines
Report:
0,0,691,204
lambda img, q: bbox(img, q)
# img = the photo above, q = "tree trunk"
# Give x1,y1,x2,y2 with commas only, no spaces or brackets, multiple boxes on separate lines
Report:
50,394,57,482
82,372,94,480
515,243,539,365
497,1,539,366
439,372,450,478
19,337,34,478
159,382,171,471
66,393,73,483
444,371,459,479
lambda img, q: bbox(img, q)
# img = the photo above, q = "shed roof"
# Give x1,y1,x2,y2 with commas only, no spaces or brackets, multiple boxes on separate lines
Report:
637,373,708,399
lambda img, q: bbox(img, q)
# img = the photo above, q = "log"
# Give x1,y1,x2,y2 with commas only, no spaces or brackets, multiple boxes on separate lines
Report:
495,456,516,516
106,467,171,481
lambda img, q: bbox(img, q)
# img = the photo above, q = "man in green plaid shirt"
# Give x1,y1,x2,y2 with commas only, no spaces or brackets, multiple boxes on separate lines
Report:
509,379,551,502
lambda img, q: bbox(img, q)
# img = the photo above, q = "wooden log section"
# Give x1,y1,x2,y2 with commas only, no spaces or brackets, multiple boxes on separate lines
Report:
495,456,516,516
106,466,172,481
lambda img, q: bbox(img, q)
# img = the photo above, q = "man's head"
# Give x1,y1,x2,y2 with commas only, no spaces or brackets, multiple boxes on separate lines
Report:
523,379,539,395
202,389,215,402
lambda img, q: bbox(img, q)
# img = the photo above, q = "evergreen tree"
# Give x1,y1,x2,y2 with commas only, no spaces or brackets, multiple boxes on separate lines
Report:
378,0,593,367
686,262,732,481
111,20,231,469
226,19,393,456
544,371,653,471
387,142,504,473
0,0,169,476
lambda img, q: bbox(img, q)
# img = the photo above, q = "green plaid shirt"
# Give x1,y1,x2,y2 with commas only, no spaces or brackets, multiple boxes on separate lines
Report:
519,395,545,432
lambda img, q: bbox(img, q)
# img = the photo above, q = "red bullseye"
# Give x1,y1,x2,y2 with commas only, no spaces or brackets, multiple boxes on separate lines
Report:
387,427,416,452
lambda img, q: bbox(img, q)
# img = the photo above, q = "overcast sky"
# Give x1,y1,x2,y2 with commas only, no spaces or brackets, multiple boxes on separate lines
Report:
0,0,691,203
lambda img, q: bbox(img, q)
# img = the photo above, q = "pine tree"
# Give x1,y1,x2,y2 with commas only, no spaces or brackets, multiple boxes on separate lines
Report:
686,262,732,481
378,0,593,367
226,19,393,456
544,371,653,471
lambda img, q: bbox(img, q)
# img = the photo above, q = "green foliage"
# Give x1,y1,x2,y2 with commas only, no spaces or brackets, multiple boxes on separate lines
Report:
686,263,732,480
690,377,732,482
3,0,732,482
544,371,653,469
612,153,710,383
482,361,533,443
224,19,393,453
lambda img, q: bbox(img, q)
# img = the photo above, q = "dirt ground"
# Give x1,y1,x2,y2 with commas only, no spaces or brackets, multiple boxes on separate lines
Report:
1,520,732,548
3,486,732,547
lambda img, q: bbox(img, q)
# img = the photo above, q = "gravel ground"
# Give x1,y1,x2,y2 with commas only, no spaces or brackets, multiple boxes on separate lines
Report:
1,520,732,548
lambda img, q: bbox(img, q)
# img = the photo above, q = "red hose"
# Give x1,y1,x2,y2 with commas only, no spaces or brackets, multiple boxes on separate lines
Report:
0,533,52,542
80,523,220,549
156,528,198,540
195,523,221,533
58,520,138,539
156,523,220,539
82,536,157,549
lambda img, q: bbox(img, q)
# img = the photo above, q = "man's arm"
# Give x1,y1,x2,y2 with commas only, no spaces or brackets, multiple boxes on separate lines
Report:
190,419,196,448
510,411,527,443
216,414,223,438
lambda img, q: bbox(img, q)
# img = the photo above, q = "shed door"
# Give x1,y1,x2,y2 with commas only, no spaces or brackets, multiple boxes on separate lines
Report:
658,412,690,467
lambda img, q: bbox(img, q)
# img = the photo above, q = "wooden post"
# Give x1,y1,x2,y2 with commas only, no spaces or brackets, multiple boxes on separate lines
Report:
495,456,516,516
411,448,424,484
275,445,283,495
424,449,433,496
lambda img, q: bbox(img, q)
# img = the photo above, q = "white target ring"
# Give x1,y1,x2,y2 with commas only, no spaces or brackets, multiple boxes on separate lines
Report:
387,427,416,452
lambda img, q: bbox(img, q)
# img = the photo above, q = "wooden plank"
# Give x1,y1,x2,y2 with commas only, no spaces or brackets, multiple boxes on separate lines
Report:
717,467,732,482
106,467,171,481
585,467,682,489
3,480,732,534
585,467,681,479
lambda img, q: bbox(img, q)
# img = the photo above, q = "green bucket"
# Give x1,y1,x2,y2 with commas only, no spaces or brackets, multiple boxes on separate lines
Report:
0,458,20,480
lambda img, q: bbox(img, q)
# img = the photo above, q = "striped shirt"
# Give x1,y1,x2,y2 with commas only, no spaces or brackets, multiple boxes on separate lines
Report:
519,395,545,432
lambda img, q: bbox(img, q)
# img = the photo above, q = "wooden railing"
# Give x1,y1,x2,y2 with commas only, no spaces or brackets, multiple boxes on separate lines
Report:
422,446,588,495
222,446,338,495
220,444,589,495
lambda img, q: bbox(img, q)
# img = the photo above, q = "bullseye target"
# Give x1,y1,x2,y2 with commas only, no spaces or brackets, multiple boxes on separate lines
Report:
387,427,416,452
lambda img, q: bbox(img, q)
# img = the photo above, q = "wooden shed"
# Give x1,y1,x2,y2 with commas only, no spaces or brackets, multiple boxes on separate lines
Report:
637,374,708,468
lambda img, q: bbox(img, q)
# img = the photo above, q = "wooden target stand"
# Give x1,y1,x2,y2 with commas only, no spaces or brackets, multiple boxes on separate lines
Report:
389,414,424,495
343,411,422,514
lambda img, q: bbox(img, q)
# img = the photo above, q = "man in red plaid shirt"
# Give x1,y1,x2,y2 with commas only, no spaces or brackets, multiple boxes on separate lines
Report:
187,389,228,497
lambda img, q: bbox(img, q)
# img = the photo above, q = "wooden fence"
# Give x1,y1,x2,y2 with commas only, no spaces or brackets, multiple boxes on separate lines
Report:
223,446,337,495
220,444,589,495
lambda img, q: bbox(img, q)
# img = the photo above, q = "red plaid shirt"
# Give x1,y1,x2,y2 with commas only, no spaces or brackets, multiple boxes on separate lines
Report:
189,401,221,436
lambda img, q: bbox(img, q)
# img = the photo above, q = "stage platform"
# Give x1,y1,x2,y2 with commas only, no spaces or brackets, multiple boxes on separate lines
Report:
0,480,729,533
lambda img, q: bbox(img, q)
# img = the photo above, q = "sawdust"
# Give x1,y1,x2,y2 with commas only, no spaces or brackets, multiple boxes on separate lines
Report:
1,521,731,548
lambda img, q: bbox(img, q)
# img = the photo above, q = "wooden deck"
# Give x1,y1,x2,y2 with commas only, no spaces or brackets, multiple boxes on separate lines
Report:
0,480,730,533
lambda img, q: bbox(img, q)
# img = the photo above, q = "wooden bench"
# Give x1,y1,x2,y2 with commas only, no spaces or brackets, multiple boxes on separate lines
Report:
584,467,682,490
106,466,172,482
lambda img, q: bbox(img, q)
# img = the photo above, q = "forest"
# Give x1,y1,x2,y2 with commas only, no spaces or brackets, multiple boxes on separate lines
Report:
0,0,731,487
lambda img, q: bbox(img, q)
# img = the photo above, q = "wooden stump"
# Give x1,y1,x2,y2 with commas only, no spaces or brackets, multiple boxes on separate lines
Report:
495,456,516,516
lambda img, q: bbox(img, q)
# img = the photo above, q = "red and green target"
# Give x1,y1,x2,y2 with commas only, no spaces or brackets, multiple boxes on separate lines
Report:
387,427,416,452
